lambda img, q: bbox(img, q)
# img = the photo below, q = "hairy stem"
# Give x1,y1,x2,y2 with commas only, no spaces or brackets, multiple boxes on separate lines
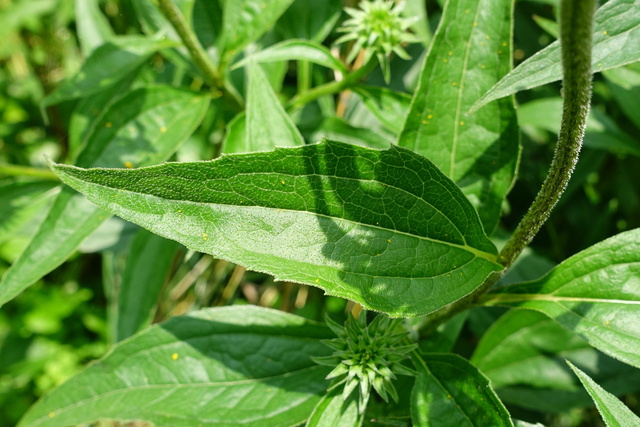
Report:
419,0,596,336
499,0,596,267
0,164,59,181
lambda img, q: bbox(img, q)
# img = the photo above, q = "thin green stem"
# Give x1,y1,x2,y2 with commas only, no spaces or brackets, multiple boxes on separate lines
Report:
0,164,59,181
419,0,596,337
287,59,377,111
155,0,222,87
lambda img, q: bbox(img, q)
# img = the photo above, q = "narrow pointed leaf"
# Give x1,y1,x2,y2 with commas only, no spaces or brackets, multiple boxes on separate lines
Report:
398,0,519,233
473,0,640,109
232,40,347,73
411,353,513,427
19,306,333,427
42,37,175,106
275,0,342,43
50,140,502,317
218,0,296,57
116,230,180,341
567,361,640,427
0,87,209,307
246,63,304,149
481,228,640,369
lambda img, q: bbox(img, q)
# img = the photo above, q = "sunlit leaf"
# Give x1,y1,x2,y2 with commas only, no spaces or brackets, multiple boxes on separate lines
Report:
50,140,502,317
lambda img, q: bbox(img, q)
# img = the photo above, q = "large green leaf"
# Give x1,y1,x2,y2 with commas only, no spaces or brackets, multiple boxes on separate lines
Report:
481,228,640,369
471,310,640,412
473,0,640,108
116,230,180,341
411,353,513,427
567,361,640,426
218,0,296,59
0,87,209,307
19,306,333,426
42,37,175,106
50,140,502,317
398,0,519,233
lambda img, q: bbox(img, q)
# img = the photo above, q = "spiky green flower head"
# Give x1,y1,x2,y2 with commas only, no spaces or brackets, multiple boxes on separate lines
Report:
313,312,417,412
335,0,419,83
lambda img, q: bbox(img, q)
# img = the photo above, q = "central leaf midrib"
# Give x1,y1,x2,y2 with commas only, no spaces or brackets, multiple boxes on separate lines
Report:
117,184,498,263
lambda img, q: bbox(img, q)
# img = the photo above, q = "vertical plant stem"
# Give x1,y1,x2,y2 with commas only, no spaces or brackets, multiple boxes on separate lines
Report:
156,0,221,89
419,0,596,335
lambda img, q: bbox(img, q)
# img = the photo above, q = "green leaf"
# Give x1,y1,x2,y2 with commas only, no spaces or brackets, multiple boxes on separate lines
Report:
50,140,502,317
218,0,296,59
275,0,342,43
398,0,519,233
481,228,640,369
567,361,640,427
67,75,137,162
19,306,333,427
0,87,209,307
473,0,640,108
116,230,180,341
42,36,175,106
411,353,513,427
246,63,304,149
470,309,640,412
74,0,114,55
232,40,347,73
0,182,59,245
353,85,412,135
306,387,363,427
517,97,640,157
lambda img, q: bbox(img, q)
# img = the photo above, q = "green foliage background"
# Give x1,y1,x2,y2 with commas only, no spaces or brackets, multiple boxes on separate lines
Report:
0,0,639,425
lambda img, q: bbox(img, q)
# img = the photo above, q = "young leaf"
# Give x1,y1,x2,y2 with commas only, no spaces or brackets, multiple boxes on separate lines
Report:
42,37,175,106
218,0,296,59
473,0,640,108
232,40,347,73
567,361,640,426
481,228,640,369
116,229,180,341
309,117,393,149
411,353,513,427
398,0,519,233
0,87,209,307
50,140,502,317
19,306,334,427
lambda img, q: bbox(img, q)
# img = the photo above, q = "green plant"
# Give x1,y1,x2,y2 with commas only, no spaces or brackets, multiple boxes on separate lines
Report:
1,0,640,425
